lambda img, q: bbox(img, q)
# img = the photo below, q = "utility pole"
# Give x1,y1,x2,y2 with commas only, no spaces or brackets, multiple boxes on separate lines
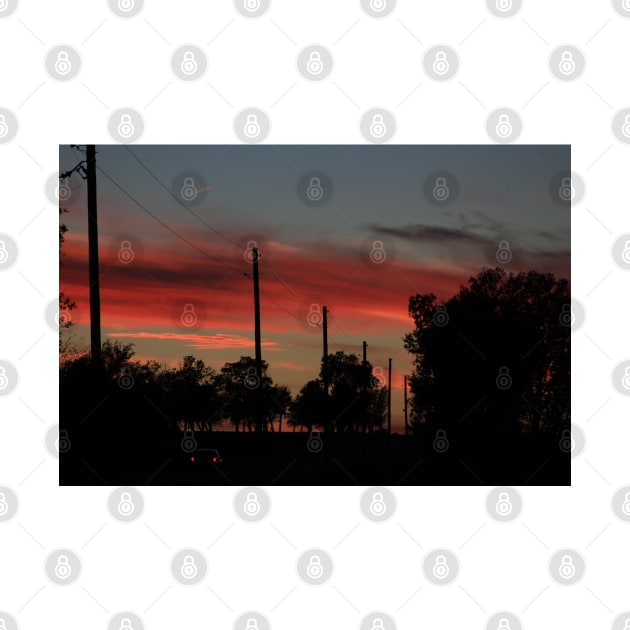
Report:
86,145,101,367
387,358,392,435
404,374,409,435
362,341,367,434
322,306,329,396
252,247,263,432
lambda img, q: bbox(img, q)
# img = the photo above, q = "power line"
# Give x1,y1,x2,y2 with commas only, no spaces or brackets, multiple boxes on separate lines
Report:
123,145,243,250
95,163,248,277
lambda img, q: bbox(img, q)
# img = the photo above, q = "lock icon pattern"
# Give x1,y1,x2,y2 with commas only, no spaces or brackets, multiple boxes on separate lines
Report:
0,241,7,264
0,492,7,516
369,240,386,264
307,431,323,452
622,492,630,516
497,619,511,630
119,619,133,630
244,367,260,389
307,51,323,75
244,492,261,515
496,366,512,389
432,554,449,579
307,303,322,327
54,554,72,579
307,554,323,578
181,177,197,201
496,240,512,264
558,51,575,75
119,367,134,390
181,303,197,327
181,555,198,579
369,492,386,516
369,0,387,10
244,240,258,263
118,240,134,264
118,114,135,138
496,0,512,11
495,491,512,515
181,51,198,75
622,240,630,264
306,177,323,201
181,429,196,452
55,51,72,75
433,429,449,452
244,114,261,138
245,620,259,630
622,366,630,390
0,366,8,390
495,114,512,138
559,428,573,453
57,181,71,201
433,176,449,200
118,491,135,516
244,0,261,10
433,304,449,327
57,428,71,452
559,303,574,327
622,114,630,138
558,177,573,201
432,51,449,75
118,0,134,10
0,115,8,138
558,554,575,579
371,366,385,387
370,114,386,138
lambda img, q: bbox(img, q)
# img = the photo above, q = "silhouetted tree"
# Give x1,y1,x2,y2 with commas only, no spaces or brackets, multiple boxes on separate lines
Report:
404,267,570,439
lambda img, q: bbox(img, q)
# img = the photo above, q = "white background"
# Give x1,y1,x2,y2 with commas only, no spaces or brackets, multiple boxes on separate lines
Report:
1,0,629,628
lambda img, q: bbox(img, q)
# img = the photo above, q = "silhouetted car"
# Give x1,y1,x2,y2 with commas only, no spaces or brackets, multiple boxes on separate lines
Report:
189,448,223,466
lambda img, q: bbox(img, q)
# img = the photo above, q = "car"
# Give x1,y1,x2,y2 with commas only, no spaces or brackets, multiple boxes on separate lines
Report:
189,448,223,466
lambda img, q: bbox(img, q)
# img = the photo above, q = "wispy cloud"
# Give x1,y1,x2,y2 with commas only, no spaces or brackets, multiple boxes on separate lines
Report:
107,331,278,350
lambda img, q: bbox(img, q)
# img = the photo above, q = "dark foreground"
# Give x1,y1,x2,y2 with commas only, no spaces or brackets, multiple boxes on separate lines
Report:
60,430,569,486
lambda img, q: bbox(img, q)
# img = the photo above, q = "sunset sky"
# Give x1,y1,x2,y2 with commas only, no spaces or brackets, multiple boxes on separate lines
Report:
59,144,570,432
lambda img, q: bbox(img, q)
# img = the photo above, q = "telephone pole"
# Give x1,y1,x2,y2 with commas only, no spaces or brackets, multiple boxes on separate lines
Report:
387,358,392,435
322,306,329,396
404,374,409,435
252,247,263,431
86,145,101,366
362,341,367,434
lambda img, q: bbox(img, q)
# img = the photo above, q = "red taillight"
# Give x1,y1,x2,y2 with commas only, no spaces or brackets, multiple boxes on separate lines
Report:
190,456,195,462
212,457,217,462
